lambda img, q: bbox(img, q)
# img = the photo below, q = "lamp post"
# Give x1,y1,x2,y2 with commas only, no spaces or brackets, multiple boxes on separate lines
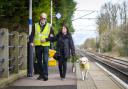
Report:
28,0,33,77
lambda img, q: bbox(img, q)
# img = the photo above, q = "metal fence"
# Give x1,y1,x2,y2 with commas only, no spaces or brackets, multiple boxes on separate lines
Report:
0,28,27,78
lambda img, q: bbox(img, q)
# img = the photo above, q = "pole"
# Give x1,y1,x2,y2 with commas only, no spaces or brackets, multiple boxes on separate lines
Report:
29,0,32,36
28,0,33,77
51,0,52,26
50,0,54,49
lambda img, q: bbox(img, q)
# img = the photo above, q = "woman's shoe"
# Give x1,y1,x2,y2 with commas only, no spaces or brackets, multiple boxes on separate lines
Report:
37,75,44,80
61,78,66,80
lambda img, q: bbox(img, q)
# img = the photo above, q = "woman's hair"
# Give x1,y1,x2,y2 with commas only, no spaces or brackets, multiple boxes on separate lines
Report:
59,23,71,35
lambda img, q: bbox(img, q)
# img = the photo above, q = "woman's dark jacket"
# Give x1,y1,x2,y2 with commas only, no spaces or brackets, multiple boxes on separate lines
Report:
46,32,75,58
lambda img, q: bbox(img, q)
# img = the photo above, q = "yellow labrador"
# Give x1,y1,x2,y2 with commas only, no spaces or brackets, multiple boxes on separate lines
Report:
78,57,90,80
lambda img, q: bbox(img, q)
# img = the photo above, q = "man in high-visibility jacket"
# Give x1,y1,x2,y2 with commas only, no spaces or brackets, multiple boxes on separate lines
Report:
29,13,54,81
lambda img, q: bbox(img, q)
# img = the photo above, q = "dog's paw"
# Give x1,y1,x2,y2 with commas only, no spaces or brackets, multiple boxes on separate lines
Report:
72,67,75,73
82,76,85,81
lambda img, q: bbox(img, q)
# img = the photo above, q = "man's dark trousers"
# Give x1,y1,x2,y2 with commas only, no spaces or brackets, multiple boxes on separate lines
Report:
35,46,49,78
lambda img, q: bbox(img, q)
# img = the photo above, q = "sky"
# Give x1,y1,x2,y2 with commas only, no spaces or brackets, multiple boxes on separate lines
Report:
72,0,125,45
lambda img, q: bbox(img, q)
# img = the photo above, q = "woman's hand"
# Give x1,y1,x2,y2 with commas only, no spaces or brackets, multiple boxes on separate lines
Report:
30,43,34,46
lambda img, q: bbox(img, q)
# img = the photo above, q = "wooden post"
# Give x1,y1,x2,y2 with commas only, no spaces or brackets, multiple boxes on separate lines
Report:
9,31,19,73
19,33,27,70
0,28,9,78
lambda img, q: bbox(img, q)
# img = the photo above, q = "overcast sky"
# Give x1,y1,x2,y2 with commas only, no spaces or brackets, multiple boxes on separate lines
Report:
72,0,126,45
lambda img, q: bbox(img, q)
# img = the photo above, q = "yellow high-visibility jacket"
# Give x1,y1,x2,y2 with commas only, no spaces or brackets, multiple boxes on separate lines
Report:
34,23,50,46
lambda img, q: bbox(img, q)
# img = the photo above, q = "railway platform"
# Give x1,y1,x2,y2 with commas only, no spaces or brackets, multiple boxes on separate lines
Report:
1,61,127,89
76,62,126,89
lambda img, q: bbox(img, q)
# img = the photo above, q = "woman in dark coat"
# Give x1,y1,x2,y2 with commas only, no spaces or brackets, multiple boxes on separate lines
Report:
43,24,75,80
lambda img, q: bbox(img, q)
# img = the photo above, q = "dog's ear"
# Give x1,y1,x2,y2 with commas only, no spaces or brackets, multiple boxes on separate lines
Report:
79,58,83,61
85,58,89,63
85,58,89,62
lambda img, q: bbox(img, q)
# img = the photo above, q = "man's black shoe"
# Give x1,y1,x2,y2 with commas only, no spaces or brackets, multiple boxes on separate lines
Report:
43,75,48,81
37,76,44,80
43,77,48,81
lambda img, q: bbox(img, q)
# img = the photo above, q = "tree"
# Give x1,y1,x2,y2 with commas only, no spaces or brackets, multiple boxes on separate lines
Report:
96,1,128,56
53,0,76,33
0,0,76,34
82,38,96,51
96,3,119,52
120,24,128,56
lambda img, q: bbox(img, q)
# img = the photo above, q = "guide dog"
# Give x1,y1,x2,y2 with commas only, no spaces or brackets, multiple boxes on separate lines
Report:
78,57,90,80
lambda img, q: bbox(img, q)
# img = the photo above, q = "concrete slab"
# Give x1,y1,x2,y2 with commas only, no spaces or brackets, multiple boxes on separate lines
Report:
10,63,77,86
11,73,76,86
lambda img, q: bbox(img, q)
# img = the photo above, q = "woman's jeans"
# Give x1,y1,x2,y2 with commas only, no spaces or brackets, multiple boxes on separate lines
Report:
35,46,49,77
58,57,67,78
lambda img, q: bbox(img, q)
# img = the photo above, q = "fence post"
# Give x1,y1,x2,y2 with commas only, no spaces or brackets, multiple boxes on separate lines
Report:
9,31,19,73
19,33,27,70
0,28,9,78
